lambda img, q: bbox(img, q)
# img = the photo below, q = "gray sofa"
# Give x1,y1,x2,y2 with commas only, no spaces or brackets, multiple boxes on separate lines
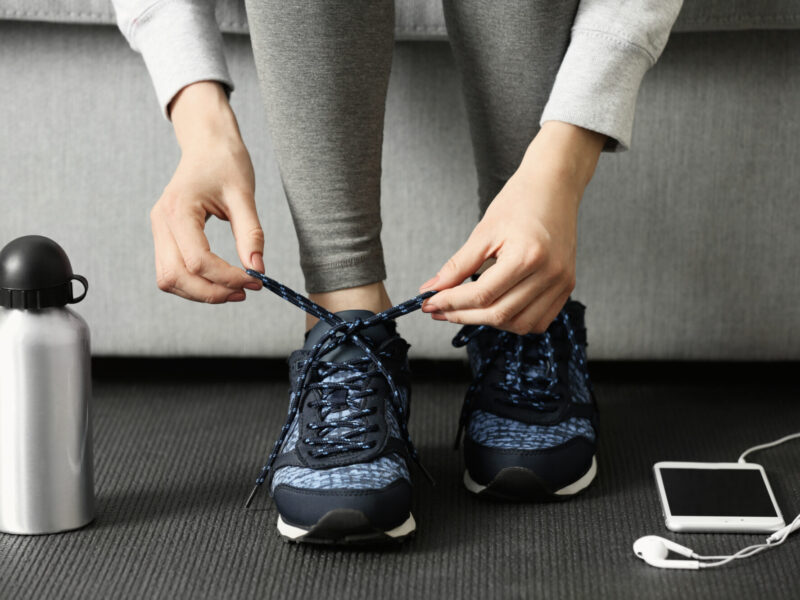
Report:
2,1,799,359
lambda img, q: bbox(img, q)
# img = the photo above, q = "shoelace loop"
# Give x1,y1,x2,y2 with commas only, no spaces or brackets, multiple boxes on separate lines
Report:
245,271,437,508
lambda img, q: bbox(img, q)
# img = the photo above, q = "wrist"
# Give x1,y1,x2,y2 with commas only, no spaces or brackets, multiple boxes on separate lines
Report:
170,81,243,153
521,121,606,191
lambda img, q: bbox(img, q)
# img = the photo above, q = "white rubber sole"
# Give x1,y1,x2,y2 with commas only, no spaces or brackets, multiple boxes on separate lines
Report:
277,512,417,541
463,455,598,497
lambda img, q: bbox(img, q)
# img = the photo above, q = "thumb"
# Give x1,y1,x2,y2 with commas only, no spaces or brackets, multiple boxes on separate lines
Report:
425,234,489,292
227,192,265,272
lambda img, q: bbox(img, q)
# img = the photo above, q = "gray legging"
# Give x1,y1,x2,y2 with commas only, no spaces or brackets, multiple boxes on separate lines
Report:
244,0,579,293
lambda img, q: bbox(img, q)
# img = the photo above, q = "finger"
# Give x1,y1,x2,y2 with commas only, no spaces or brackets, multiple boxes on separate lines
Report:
438,272,551,332
420,231,491,293
531,288,572,333
152,209,245,303
226,190,266,274
423,252,532,313
166,203,257,290
506,286,571,335
166,282,245,303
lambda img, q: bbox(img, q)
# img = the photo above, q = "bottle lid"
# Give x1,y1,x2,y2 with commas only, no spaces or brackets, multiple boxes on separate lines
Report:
0,235,88,309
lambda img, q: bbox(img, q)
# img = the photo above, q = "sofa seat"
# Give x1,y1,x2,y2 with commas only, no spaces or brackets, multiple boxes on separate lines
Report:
1,3,799,359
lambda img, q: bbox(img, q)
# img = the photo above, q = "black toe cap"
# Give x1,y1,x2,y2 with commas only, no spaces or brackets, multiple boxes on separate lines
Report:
273,478,412,531
464,435,595,493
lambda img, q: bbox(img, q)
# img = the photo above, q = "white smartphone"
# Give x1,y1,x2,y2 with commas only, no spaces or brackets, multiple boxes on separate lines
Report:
653,461,786,533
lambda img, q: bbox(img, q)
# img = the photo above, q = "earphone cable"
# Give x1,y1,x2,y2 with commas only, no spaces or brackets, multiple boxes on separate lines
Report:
738,431,800,464
697,513,800,568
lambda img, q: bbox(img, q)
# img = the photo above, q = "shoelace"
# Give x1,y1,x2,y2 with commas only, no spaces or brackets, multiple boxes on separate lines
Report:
451,320,569,449
301,361,383,458
244,270,437,507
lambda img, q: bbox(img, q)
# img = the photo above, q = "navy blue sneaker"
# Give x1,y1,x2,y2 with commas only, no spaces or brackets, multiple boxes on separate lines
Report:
452,299,598,501
245,273,433,544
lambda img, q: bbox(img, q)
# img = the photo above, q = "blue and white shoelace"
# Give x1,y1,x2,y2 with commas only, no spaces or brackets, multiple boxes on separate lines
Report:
244,271,437,507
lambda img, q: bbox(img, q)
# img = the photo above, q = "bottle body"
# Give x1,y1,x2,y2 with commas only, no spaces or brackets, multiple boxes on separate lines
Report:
0,306,94,534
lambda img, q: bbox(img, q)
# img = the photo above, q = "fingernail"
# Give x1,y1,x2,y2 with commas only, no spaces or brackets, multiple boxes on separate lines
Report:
421,301,439,313
250,252,265,273
431,312,447,321
227,292,246,302
242,279,264,292
419,274,439,292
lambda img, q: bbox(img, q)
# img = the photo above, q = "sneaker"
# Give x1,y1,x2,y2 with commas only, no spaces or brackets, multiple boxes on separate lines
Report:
452,299,598,501
245,273,432,545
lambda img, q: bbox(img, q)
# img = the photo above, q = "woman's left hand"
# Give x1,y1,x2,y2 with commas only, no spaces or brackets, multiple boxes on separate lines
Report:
419,122,605,335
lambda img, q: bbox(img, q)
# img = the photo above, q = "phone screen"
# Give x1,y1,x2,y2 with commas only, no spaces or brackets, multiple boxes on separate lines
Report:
660,467,779,517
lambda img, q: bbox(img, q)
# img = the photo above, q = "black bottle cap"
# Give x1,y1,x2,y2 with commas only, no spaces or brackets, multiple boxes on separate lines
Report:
0,235,88,309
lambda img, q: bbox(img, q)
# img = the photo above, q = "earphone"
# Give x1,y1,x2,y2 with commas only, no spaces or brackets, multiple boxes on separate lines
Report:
634,516,800,569
633,432,800,570
633,536,701,569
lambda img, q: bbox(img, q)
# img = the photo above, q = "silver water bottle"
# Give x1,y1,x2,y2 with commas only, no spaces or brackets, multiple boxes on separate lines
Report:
0,235,94,534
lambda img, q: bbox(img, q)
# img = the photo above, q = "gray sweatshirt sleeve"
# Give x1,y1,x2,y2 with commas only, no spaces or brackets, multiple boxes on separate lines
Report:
112,0,234,119
540,0,683,151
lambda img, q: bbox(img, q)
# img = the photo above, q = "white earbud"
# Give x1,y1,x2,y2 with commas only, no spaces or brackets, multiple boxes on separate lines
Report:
632,536,701,570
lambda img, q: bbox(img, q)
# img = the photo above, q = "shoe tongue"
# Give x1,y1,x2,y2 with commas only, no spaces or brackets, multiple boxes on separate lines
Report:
303,309,395,362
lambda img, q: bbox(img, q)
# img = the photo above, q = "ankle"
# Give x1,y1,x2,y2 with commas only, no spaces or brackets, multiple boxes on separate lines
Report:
307,281,392,330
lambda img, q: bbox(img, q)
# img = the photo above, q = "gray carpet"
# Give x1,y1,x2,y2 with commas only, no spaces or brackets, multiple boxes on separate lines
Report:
1,367,799,599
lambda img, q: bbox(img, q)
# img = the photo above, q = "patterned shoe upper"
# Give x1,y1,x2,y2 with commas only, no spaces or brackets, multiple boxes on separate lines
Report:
244,273,435,507
452,299,597,451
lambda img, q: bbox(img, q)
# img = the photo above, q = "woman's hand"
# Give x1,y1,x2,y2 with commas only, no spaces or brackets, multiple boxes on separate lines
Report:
419,122,605,334
149,81,265,303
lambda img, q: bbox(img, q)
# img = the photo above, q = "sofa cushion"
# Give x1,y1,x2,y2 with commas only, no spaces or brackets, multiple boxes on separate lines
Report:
2,0,800,38
2,0,442,38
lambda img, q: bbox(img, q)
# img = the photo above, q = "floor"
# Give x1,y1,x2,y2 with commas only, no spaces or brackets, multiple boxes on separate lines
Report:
1,362,799,599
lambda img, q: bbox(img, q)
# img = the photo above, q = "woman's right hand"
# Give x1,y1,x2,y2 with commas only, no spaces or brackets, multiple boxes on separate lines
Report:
149,81,265,304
